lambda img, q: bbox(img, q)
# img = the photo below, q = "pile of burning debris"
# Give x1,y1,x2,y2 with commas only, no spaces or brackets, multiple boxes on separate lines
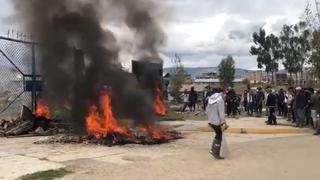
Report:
0,89,181,146
35,127,181,146
0,104,64,137
2,0,183,146
35,89,181,146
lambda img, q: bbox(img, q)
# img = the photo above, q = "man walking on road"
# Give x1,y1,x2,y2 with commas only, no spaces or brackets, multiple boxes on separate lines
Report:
206,88,227,159
181,89,189,112
266,88,277,125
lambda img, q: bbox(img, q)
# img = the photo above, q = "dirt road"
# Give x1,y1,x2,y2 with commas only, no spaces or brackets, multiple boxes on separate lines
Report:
1,117,319,180
1,132,319,180
60,134,320,180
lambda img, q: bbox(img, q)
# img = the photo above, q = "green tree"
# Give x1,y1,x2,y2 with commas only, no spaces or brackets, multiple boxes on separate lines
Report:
250,29,280,84
310,31,320,80
169,54,186,103
218,55,235,87
303,4,320,82
280,22,312,85
280,24,300,80
242,79,251,86
293,21,312,85
268,34,282,84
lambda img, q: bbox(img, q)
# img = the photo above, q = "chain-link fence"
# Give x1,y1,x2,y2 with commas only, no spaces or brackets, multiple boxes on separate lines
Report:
0,36,39,118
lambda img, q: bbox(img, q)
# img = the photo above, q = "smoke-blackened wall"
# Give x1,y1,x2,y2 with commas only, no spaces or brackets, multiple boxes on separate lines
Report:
12,0,165,134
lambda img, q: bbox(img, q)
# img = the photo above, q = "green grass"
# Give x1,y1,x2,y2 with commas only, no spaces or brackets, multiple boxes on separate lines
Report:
157,103,185,121
19,168,72,180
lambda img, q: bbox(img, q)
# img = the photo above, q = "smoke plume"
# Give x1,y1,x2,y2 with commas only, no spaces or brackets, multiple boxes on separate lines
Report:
12,0,166,134
110,0,166,61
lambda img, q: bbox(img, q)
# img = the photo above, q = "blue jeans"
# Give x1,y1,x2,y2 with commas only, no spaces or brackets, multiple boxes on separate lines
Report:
248,102,255,116
295,108,306,125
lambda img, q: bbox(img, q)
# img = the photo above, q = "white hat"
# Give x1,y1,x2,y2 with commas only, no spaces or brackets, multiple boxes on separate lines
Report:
295,86,302,90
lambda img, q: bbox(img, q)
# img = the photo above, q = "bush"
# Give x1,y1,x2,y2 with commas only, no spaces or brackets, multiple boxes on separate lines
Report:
306,79,315,88
287,77,295,86
242,79,251,86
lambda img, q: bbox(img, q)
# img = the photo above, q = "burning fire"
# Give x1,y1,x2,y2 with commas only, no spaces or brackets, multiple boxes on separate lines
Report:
35,98,51,119
86,88,172,143
154,87,166,116
86,90,130,138
139,124,171,140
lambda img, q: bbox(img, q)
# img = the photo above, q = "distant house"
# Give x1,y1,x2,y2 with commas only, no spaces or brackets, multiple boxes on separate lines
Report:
276,73,288,85
193,78,243,87
194,72,217,80
245,70,266,83
303,67,318,84
180,84,208,93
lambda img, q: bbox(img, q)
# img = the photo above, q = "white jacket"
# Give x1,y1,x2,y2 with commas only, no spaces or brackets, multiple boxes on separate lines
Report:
206,93,226,126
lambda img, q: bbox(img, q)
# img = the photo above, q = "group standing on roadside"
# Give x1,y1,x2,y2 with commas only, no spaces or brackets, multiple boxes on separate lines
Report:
179,85,320,160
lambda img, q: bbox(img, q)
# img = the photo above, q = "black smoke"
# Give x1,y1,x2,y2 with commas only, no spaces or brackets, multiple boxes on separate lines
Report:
110,0,166,61
12,0,165,134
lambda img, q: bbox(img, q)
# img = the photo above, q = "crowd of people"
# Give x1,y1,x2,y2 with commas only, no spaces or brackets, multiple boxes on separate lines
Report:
180,85,320,159
180,85,320,135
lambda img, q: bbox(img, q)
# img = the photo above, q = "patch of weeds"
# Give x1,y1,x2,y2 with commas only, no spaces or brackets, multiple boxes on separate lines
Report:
18,168,72,180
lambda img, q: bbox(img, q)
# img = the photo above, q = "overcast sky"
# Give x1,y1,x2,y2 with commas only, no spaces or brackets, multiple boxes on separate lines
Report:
0,0,314,69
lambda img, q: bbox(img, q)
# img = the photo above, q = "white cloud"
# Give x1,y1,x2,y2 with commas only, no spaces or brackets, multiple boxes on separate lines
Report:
0,0,313,70
160,0,309,69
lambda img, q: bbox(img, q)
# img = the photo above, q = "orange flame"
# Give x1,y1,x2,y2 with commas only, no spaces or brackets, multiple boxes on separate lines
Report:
154,87,166,116
35,99,50,119
86,90,130,138
85,88,174,143
139,124,171,140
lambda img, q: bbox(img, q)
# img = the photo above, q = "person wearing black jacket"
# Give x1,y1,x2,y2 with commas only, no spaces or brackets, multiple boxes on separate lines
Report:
294,87,308,127
188,87,198,112
305,88,313,127
226,89,237,117
255,87,265,117
266,88,277,125
242,90,249,112
277,89,285,116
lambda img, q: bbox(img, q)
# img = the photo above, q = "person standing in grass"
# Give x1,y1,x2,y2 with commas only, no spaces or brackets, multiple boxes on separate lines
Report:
188,87,198,112
181,89,189,112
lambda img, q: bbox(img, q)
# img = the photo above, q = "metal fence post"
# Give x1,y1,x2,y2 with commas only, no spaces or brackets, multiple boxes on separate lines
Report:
31,43,36,112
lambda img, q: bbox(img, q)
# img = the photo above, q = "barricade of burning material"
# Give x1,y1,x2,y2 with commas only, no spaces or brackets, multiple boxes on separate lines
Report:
34,89,181,146
0,106,65,137
35,123,182,146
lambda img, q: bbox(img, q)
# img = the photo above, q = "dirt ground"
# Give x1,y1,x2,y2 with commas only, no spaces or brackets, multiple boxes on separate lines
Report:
61,134,320,180
0,118,320,180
